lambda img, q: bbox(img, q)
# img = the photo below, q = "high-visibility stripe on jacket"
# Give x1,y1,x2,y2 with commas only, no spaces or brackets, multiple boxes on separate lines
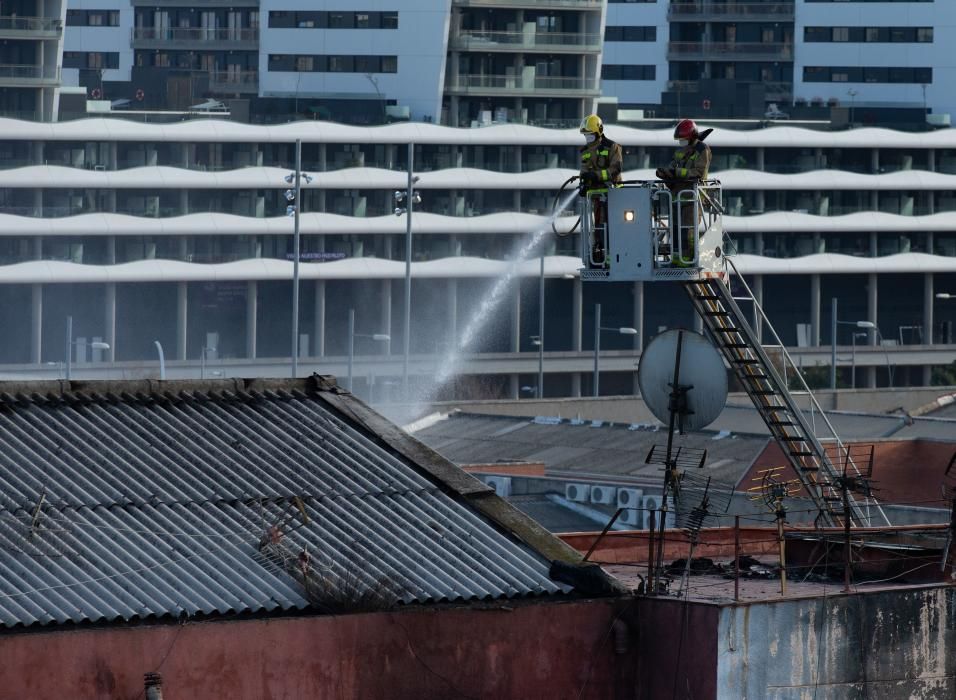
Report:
580,137,623,186
667,141,711,182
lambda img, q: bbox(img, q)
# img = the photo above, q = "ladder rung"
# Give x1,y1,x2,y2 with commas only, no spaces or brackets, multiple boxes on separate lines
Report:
750,390,777,396
704,310,730,317
694,295,721,301
732,358,761,364
769,420,796,427
725,343,750,349
741,374,770,381
714,328,742,334
790,451,814,457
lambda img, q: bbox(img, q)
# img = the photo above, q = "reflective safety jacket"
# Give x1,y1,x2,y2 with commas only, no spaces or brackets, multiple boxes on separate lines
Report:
667,141,711,182
580,137,623,187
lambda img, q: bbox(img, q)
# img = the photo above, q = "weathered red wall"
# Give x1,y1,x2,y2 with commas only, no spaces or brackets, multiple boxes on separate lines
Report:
635,598,718,700
0,599,642,700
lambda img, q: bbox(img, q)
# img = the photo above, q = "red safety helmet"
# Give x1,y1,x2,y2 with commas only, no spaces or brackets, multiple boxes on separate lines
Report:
674,118,698,141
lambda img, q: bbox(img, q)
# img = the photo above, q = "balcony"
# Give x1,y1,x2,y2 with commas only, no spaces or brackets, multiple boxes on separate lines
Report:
209,70,259,94
452,0,602,10
668,41,793,62
668,2,794,22
132,0,259,6
0,64,60,87
132,26,258,50
0,16,62,40
667,79,791,101
446,72,599,97
450,30,601,53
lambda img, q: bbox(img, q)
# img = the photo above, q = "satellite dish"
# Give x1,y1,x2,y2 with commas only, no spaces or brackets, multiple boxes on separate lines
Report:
638,329,727,431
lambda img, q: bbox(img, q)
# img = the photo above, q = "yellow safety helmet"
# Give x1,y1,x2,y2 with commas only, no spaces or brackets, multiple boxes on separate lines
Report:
579,114,603,135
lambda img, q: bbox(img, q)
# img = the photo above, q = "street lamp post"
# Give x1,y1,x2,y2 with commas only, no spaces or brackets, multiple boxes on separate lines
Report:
830,298,875,390
64,315,110,381
284,139,313,378
850,331,867,389
592,303,638,397
538,253,545,399
394,145,421,399
346,308,390,393
154,340,166,380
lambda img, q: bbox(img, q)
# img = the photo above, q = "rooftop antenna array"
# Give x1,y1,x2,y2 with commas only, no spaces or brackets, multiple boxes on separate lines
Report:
637,329,729,594
748,466,803,594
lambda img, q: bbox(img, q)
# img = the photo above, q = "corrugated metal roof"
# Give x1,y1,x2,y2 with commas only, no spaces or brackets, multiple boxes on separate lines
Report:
0,380,564,629
414,413,769,487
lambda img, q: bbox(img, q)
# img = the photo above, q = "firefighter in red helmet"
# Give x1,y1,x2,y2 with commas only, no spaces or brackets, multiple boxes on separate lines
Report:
656,118,712,265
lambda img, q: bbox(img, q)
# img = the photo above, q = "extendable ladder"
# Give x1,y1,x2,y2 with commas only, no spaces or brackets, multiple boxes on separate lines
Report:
683,270,888,527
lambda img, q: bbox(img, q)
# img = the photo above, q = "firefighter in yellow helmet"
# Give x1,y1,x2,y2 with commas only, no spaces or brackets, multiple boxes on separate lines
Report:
579,114,622,265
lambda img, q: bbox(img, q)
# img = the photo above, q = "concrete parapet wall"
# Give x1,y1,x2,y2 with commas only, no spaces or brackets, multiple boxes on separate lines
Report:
717,585,956,699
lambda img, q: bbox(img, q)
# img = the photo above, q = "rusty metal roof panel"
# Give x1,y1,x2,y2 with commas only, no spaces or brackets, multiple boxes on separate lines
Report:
0,384,562,628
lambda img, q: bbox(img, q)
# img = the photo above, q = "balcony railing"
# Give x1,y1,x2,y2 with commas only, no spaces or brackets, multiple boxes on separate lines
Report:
453,0,601,8
668,41,793,61
447,73,599,94
0,16,62,32
132,27,259,44
668,2,794,21
209,70,259,93
451,30,601,52
667,79,791,100
0,64,60,82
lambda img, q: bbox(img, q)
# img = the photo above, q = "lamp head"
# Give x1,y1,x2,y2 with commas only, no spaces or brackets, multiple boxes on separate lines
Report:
284,173,294,184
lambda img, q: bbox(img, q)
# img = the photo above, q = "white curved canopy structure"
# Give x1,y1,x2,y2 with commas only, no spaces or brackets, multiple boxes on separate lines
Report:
0,253,951,285
2,164,954,191
0,117,953,149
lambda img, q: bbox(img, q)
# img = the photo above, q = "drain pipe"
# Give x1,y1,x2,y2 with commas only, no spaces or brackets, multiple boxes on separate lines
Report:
144,672,163,700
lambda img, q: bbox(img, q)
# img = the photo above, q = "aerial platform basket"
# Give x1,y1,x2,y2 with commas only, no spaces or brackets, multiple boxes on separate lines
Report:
579,179,725,282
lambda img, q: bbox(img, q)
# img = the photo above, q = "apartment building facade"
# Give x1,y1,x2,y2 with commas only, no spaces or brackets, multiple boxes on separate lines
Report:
0,0,67,121
0,119,953,398
602,0,955,123
58,0,605,125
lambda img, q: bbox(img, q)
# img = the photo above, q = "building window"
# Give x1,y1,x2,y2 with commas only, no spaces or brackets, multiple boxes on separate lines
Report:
268,10,397,29
806,25,934,43
604,26,656,42
601,64,656,81
269,54,397,74
66,9,121,26
804,66,932,84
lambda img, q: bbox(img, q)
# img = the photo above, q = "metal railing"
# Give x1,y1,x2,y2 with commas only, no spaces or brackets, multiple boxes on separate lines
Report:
209,70,259,89
723,256,891,527
453,0,601,7
668,42,793,60
0,16,62,32
449,73,599,92
132,27,258,42
0,64,60,81
451,30,601,50
668,2,794,20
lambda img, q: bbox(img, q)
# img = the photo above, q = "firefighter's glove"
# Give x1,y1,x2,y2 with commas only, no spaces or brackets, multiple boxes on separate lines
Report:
656,168,674,181
578,171,597,196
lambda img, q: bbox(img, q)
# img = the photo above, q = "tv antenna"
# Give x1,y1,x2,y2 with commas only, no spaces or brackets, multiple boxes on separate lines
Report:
638,329,729,593
748,466,802,594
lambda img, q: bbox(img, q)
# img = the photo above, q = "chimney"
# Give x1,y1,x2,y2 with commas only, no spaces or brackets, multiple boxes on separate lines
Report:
144,672,163,700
